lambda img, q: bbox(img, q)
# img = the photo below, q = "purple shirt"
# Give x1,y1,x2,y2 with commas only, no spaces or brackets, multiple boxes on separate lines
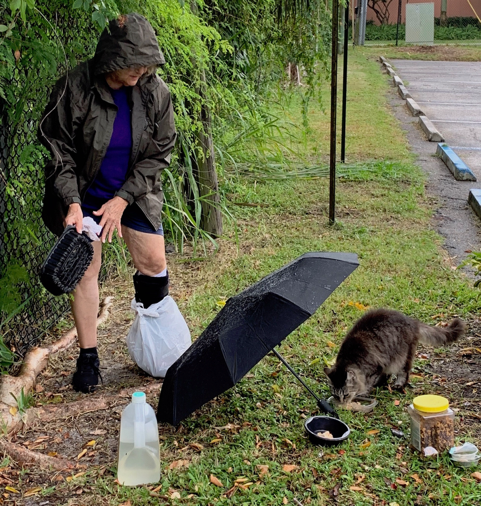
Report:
82,86,132,210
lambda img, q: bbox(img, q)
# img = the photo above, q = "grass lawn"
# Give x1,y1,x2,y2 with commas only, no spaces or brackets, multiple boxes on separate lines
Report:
8,46,481,505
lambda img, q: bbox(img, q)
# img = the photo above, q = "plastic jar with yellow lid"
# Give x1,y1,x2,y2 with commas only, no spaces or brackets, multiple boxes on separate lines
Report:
407,395,454,452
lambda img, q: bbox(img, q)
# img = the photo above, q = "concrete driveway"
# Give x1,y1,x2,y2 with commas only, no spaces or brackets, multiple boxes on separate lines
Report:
391,59,481,184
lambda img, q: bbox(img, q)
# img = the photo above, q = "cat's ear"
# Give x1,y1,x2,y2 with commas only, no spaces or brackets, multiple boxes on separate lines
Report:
324,366,332,377
346,369,357,386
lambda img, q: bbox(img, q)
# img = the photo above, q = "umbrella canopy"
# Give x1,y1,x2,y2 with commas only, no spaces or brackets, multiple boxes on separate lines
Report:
157,252,359,425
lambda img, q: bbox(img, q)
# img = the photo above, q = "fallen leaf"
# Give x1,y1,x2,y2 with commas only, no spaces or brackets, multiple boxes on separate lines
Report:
24,487,42,497
283,497,288,504
350,486,363,491
331,482,341,497
360,441,371,449
5,487,19,494
151,485,162,493
326,341,337,348
389,503,400,506
471,472,481,481
8,407,17,416
210,474,223,487
77,449,87,460
169,459,190,470
86,440,96,446
282,464,298,473
257,464,269,477
118,501,131,506
90,429,107,435
225,486,237,498
170,491,181,499
396,478,409,486
234,477,249,483
190,443,204,451
338,449,346,455
411,474,423,484
47,452,57,457
216,300,226,307
367,430,380,435
210,438,222,444
394,400,400,406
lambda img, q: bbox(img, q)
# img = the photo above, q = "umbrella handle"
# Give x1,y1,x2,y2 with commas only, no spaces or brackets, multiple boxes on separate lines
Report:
271,348,339,419
317,398,339,419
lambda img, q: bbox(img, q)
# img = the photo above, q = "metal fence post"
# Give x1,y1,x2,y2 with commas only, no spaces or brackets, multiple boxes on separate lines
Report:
330,0,340,224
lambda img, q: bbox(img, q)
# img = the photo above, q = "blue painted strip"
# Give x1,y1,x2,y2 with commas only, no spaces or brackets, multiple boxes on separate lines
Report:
468,189,481,220
436,143,477,182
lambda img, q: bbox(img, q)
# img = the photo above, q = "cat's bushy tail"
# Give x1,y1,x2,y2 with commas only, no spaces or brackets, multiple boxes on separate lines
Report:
418,318,466,347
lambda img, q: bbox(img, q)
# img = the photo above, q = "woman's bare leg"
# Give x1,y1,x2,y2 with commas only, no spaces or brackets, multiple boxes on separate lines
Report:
70,241,103,348
121,226,166,275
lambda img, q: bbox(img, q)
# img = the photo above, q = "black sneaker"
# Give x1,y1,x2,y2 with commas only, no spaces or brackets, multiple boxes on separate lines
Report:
72,352,102,393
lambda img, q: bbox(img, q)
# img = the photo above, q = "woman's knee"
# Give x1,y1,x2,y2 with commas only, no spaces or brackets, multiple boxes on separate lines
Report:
135,253,166,276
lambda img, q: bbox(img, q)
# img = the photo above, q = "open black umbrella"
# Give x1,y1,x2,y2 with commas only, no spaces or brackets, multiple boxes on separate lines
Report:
157,252,359,425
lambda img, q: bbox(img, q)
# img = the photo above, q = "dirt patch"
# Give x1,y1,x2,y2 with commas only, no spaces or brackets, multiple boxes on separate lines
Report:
385,45,481,61
414,318,481,443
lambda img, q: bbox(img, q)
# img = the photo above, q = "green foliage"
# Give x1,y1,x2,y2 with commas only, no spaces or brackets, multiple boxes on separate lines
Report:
72,0,118,30
459,252,481,287
10,387,34,416
0,336,15,373
364,20,481,41
0,263,28,315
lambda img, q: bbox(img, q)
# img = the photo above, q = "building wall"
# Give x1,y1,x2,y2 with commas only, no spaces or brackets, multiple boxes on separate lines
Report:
367,0,481,25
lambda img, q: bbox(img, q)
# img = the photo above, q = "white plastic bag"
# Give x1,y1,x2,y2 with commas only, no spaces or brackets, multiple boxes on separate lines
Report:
126,296,191,378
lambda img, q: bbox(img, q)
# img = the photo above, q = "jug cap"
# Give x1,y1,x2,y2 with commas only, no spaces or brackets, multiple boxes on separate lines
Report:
413,394,449,413
132,391,146,403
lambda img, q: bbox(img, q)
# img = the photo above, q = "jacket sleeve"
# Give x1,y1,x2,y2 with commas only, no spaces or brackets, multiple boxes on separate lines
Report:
115,81,177,205
38,76,82,207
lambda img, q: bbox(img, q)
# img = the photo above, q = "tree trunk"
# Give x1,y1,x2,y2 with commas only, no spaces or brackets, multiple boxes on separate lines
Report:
194,70,223,237
188,1,222,238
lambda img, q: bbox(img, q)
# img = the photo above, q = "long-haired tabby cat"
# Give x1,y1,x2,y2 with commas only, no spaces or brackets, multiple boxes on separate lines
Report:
324,308,465,403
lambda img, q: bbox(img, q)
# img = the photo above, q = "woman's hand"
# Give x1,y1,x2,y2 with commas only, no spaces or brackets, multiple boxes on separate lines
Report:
64,203,83,234
93,196,128,243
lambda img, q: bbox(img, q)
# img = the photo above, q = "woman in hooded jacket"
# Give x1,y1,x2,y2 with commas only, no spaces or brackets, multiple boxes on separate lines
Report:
39,13,177,393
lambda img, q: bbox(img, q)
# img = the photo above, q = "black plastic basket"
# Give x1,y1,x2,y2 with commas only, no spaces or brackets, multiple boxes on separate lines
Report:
39,225,94,296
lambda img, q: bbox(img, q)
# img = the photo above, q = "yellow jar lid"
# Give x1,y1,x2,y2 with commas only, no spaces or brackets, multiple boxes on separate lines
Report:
413,395,449,413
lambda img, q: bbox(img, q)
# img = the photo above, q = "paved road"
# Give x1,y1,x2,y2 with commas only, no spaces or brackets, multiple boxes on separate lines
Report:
384,59,481,265
391,59,481,184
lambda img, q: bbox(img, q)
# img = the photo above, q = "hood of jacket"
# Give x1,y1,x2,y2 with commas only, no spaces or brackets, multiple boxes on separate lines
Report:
93,12,165,75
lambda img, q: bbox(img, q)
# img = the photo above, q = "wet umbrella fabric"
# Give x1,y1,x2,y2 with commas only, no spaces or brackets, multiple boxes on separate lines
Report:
157,252,359,425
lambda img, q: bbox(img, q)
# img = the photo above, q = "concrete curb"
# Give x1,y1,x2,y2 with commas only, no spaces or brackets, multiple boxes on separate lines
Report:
419,116,444,142
398,84,411,99
436,143,476,181
393,75,404,87
379,56,445,142
468,189,481,219
406,97,423,116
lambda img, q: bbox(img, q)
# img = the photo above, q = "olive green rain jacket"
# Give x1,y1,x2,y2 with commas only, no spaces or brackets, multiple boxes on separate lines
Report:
38,13,176,236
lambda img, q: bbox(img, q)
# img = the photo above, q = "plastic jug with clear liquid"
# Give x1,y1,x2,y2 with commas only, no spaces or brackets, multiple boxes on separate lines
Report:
117,391,160,486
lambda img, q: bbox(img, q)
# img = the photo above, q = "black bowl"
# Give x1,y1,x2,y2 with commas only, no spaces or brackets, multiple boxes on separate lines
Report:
304,416,350,446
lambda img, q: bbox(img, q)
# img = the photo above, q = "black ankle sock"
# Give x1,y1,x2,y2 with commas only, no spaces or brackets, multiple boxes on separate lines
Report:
80,347,98,356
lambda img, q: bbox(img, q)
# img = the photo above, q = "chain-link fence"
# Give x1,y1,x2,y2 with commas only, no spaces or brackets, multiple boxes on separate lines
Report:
364,0,481,43
0,5,98,362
